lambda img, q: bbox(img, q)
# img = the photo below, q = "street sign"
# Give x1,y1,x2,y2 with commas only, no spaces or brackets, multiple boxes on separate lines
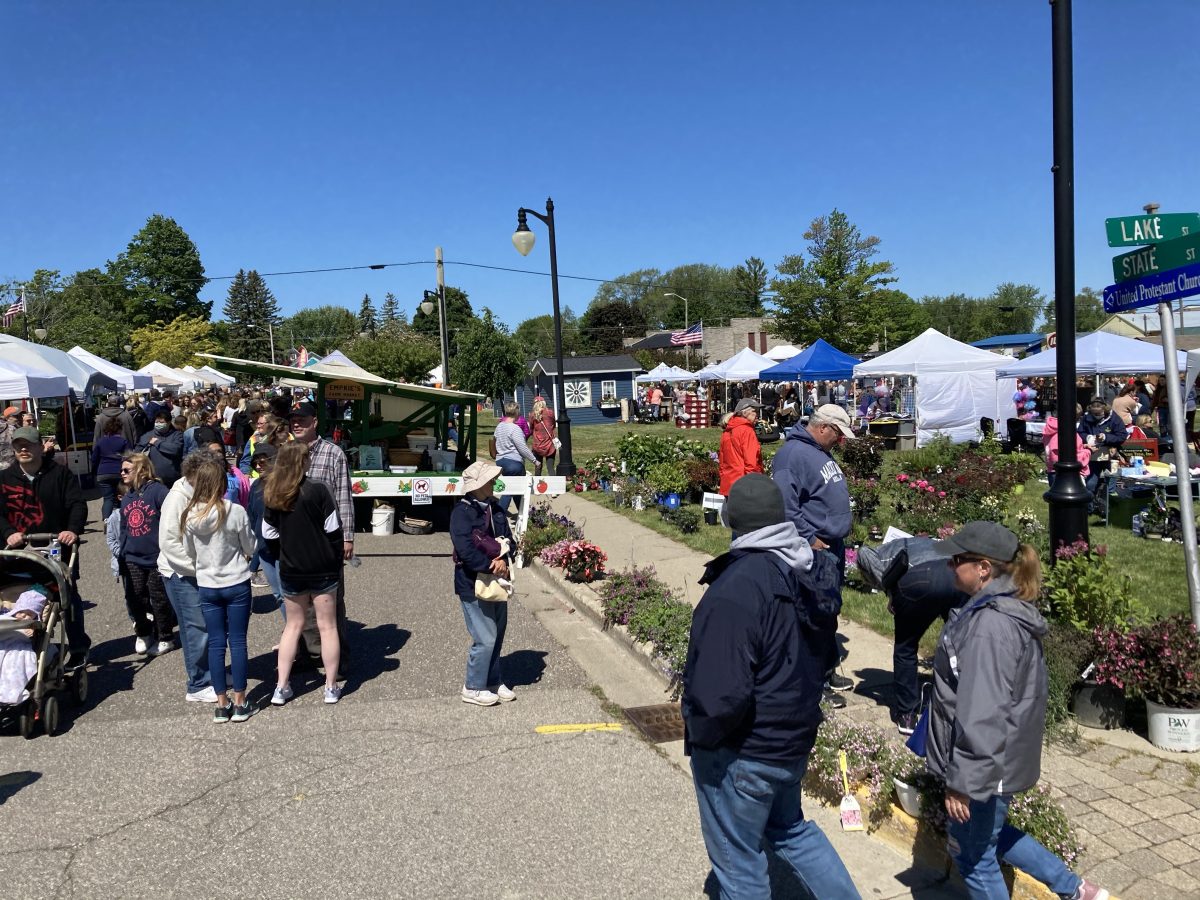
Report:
1103,262,1200,313
1106,213,1200,248
1113,231,1200,283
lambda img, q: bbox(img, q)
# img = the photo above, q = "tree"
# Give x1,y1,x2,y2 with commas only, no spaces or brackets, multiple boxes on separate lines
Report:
1043,287,1107,335
344,329,439,383
357,294,378,335
987,282,1045,335
380,292,407,329
769,209,898,353
412,286,474,352
108,214,209,328
919,293,987,343
130,315,218,368
222,269,281,361
281,305,358,356
451,308,527,399
732,256,769,317
591,268,662,320
874,291,929,350
579,301,647,354
658,263,742,330
513,311,582,359
2,269,130,355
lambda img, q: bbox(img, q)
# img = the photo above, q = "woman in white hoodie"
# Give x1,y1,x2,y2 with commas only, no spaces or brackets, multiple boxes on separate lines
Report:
182,455,255,723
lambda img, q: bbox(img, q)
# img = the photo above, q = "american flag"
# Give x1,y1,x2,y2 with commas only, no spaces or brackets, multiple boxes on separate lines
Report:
2,295,24,328
670,321,703,346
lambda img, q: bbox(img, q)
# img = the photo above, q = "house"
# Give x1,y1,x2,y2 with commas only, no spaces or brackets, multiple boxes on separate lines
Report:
623,317,795,366
498,354,644,425
1098,308,1200,352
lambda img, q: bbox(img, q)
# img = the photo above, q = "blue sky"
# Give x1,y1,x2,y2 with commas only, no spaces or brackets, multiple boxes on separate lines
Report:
3,1,1198,336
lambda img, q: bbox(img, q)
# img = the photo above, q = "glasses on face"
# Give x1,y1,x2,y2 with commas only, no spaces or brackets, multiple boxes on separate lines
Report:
120,467,133,474
951,554,983,567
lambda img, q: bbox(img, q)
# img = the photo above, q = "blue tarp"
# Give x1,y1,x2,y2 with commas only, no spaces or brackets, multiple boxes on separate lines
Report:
758,338,861,381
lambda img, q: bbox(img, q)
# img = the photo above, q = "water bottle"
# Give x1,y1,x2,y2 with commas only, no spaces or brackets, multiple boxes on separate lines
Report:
48,539,61,562
1133,456,1144,475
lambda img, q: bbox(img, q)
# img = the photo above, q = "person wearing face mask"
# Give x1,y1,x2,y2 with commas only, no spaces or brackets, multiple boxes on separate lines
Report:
137,411,185,487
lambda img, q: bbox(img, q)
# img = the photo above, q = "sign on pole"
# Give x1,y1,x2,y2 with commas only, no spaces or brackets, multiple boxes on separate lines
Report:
1106,213,1200,247
1112,232,1200,283
1103,262,1200,314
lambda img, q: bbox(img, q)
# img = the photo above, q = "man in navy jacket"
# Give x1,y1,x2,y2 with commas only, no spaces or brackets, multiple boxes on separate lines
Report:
682,474,859,899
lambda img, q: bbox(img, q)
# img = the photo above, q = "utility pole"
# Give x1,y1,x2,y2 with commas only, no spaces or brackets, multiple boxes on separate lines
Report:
267,321,276,364
20,287,28,342
435,247,450,387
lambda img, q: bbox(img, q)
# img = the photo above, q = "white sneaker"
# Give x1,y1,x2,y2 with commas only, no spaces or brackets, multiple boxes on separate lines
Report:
323,685,342,704
134,636,149,655
271,683,294,706
186,686,218,703
461,688,500,707
149,640,175,656
490,684,516,702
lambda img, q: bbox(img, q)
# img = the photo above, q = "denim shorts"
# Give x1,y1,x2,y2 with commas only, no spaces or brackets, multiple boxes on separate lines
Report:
278,576,340,598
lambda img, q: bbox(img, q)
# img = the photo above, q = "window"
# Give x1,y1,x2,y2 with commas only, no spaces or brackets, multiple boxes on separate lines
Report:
600,380,617,403
564,379,591,408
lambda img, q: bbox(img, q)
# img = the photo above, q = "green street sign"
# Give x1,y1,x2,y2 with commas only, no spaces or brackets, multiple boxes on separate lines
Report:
1106,213,1200,248
1113,231,1200,283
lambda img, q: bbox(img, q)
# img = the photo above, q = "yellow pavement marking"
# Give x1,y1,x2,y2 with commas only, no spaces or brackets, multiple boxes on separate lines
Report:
535,723,623,734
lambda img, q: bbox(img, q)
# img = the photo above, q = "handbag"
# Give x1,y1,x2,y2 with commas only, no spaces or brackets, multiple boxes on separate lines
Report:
905,683,932,756
472,505,513,601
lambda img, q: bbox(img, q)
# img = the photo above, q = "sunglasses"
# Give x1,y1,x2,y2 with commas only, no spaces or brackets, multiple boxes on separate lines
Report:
950,554,985,567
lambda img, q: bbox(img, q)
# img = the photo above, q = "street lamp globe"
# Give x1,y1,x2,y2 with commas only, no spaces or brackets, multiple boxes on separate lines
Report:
420,300,434,316
123,344,132,353
33,328,47,341
512,225,536,257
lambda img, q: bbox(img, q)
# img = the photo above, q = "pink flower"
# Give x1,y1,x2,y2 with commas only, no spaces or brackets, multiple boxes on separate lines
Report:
926,485,935,493
896,473,909,483
938,491,947,498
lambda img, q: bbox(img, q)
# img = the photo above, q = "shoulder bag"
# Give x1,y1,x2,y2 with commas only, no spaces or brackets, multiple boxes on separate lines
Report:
473,505,513,602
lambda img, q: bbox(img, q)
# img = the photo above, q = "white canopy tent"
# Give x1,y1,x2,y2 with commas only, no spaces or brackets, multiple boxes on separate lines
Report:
138,361,195,388
996,331,1187,378
664,365,696,382
854,328,1015,446
635,362,673,383
199,365,236,386
0,336,118,397
707,346,776,382
0,357,70,399
182,366,219,387
764,344,802,362
67,346,152,392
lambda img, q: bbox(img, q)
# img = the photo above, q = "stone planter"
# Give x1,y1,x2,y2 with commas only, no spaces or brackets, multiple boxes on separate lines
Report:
1146,699,1200,752
1071,680,1125,730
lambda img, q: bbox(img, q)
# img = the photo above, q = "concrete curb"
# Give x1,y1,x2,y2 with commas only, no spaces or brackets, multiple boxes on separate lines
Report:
523,555,1066,900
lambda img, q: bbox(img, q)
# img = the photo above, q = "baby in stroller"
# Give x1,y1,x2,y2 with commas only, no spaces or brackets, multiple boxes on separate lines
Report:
0,587,49,704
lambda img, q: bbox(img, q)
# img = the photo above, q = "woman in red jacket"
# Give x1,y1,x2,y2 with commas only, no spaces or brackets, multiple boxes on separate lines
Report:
718,398,764,495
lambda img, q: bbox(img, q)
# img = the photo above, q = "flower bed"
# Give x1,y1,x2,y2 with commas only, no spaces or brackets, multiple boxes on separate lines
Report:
596,564,692,693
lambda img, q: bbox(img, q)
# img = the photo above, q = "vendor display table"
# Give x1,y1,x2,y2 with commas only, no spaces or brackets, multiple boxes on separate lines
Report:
350,472,567,499
1100,472,1199,527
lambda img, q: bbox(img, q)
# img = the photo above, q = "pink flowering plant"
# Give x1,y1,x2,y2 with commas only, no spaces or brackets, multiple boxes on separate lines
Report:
559,539,607,583
1092,615,1200,708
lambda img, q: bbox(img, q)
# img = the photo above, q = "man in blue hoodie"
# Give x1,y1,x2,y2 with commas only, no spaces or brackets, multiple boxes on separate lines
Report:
683,474,859,899
772,403,858,702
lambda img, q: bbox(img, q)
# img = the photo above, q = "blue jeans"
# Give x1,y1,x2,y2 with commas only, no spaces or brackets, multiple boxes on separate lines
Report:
496,457,527,512
690,745,860,899
259,556,285,621
97,474,120,521
199,581,252,696
163,574,210,694
891,561,966,718
947,794,1080,899
459,595,507,690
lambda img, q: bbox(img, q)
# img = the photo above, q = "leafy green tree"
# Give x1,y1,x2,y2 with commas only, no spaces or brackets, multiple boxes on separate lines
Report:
919,293,986,343
222,269,281,361
874,291,930,350
592,268,662,317
107,214,209,328
130,315,218,368
282,305,358,356
357,294,378,335
770,209,898,353
412,286,474,353
344,330,439,382
658,263,742,330
988,283,1045,335
732,256,769,317
1042,287,1107,335
2,269,131,355
579,301,647,354
513,310,582,359
451,308,527,399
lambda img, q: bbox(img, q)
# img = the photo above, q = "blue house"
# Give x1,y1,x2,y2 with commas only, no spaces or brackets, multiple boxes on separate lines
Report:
499,355,643,425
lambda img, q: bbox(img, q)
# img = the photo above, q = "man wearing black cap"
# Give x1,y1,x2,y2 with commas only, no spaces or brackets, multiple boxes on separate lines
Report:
683,474,858,898
289,402,354,663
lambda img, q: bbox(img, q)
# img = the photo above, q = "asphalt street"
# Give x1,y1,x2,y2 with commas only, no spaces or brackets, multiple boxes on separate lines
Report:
0,497,713,899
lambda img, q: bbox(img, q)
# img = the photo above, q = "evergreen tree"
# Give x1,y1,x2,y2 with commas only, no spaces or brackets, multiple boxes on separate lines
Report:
380,291,406,326
223,269,281,361
357,294,378,335
413,286,473,354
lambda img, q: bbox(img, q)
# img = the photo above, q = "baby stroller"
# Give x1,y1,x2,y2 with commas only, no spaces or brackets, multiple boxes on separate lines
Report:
0,534,87,738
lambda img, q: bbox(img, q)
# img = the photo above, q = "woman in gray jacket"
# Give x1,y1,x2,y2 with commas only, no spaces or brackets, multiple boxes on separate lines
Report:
928,521,1107,900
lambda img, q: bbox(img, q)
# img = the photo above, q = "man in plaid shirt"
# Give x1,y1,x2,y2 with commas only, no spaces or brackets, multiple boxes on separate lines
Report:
289,402,354,664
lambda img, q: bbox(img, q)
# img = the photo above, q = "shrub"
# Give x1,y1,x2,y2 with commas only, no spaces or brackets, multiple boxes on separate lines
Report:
847,475,882,523
661,505,700,534
521,505,584,557
1042,541,1134,632
1093,614,1200,707
1008,785,1083,869
837,433,887,480
539,539,571,567
616,432,714,478
586,454,621,482
625,592,693,691
805,714,909,831
1042,621,1090,741
645,461,688,496
681,457,720,495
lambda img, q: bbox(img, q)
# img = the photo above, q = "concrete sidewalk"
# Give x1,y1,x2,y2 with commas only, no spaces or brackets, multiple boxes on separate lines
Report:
547,493,1198,900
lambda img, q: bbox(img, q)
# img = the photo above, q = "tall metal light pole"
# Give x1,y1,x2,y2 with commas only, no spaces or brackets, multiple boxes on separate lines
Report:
513,197,575,476
1045,0,1090,552
663,292,692,368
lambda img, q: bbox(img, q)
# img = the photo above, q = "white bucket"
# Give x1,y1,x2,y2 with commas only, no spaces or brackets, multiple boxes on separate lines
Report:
371,505,395,536
1147,699,1200,752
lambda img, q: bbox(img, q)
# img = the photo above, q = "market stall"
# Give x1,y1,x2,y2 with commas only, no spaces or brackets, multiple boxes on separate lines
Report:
67,346,153,392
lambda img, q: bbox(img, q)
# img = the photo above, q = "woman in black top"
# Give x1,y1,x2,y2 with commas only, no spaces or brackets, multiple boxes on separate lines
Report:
262,441,343,705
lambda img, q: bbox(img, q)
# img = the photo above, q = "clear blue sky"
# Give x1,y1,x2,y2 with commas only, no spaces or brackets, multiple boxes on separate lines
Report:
3,1,1198,334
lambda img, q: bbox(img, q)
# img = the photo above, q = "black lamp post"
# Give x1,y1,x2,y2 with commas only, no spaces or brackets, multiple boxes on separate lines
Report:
513,197,575,476
1045,0,1089,551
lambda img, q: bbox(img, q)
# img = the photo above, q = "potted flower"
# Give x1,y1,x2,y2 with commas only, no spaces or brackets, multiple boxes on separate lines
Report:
645,462,688,508
1093,615,1200,752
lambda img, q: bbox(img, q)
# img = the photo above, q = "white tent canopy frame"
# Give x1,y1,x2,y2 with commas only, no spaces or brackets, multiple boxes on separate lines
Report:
854,328,1015,446
0,336,118,397
67,346,152,392
996,331,1187,378
137,361,196,388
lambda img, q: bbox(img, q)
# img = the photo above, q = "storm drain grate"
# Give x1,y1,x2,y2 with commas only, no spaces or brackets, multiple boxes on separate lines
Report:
622,703,684,743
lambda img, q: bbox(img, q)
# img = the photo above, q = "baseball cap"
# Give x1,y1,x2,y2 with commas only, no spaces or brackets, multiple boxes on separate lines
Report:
811,404,856,439
250,443,278,461
12,426,41,445
289,401,319,419
3,407,20,418
734,398,761,415
937,521,1019,563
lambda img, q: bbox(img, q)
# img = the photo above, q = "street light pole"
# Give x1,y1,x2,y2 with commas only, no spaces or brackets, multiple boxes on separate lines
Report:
267,321,276,364
664,292,692,368
436,247,451,387
1045,0,1089,553
513,197,575,476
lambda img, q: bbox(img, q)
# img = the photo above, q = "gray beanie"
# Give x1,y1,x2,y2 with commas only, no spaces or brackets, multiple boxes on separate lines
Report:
724,473,785,533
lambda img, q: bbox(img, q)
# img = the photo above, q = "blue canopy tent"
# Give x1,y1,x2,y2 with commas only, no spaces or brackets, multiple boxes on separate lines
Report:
758,338,861,381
